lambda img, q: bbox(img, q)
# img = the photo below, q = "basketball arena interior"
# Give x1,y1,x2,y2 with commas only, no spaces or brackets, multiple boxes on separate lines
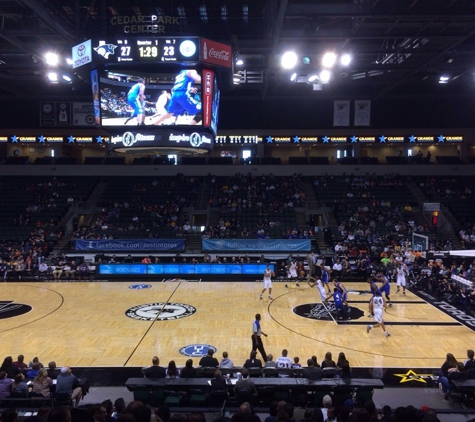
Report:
2,1,475,421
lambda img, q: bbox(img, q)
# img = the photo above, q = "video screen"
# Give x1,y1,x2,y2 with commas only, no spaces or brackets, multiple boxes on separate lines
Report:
100,68,204,127
211,75,220,135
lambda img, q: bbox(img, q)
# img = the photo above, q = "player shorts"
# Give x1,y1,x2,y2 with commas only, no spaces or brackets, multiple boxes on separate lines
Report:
396,277,406,287
127,96,143,116
263,279,272,289
381,284,390,295
166,91,201,116
374,309,383,323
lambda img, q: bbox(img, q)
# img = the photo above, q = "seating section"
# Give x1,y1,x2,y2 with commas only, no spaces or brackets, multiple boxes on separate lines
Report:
206,175,309,239
0,176,98,243
81,176,201,240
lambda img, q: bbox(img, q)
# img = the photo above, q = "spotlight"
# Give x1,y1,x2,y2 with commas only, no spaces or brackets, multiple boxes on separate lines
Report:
47,72,58,82
290,72,297,81
62,74,72,82
45,52,59,66
322,52,337,68
236,59,244,66
66,58,73,65
439,75,450,84
307,74,319,82
319,69,331,83
281,51,298,69
340,54,352,66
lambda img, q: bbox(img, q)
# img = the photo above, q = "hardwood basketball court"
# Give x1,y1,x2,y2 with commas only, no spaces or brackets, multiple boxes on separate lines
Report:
0,280,470,369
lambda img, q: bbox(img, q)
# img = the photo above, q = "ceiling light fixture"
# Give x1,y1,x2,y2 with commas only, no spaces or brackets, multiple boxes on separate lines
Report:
281,51,298,69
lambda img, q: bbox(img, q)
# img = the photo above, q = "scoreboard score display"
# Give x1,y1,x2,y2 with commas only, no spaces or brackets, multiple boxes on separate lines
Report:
92,37,200,63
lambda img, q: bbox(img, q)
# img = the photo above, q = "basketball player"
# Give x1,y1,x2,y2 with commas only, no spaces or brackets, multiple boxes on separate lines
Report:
147,90,174,125
320,264,331,294
333,278,351,316
366,290,390,337
308,277,327,302
376,271,393,307
152,69,202,125
367,275,382,317
395,261,408,295
285,259,300,288
324,288,347,320
260,265,274,300
124,78,146,125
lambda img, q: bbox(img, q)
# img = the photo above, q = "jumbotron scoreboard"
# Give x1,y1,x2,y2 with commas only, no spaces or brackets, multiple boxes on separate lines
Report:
88,36,232,153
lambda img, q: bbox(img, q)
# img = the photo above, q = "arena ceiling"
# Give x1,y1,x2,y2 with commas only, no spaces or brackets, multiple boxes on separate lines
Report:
1,0,475,102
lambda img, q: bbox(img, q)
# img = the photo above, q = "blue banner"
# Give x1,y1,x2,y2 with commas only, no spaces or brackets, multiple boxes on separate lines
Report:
202,239,311,252
75,239,185,251
98,263,273,276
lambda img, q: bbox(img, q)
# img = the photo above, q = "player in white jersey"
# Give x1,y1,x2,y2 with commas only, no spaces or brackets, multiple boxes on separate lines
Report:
366,290,390,337
285,260,300,288
395,262,407,295
260,265,274,300
308,277,327,302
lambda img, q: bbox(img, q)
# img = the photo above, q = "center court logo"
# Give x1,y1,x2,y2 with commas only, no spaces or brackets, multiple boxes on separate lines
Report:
293,303,364,321
0,301,33,319
125,302,196,321
179,344,217,357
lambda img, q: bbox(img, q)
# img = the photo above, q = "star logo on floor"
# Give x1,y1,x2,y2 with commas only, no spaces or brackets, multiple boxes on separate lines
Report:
393,369,435,383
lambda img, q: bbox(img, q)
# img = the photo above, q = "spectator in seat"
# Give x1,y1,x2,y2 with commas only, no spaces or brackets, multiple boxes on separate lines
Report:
264,354,276,368
199,349,219,368
234,368,256,396
26,362,41,379
56,366,82,407
166,360,180,378
63,262,76,278
13,354,28,371
90,404,108,422
11,373,28,397
32,368,53,398
47,361,60,379
219,351,234,369
303,359,323,381
321,352,336,369
28,357,43,369
464,349,475,371
180,359,197,378
77,261,90,280
143,356,166,378
243,351,263,369
210,369,228,394
1,356,19,378
52,262,63,280
38,262,49,278
441,362,466,399
275,349,292,369
0,371,13,397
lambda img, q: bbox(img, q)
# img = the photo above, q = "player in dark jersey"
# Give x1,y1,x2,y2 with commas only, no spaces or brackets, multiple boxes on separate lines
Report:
333,278,351,317
324,288,348,320
376,271,392,307
320,264,331,294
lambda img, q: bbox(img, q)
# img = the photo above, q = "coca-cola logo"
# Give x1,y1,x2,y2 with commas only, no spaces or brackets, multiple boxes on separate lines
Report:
208,48,230,62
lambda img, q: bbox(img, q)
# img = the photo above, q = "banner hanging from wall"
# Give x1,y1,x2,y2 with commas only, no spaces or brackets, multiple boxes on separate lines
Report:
202,239,311,252
333,100,350,126
76,239,185,251
354,100,371,126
